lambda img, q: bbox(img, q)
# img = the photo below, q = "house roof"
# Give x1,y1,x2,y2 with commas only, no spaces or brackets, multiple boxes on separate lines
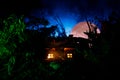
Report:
46,36,89,48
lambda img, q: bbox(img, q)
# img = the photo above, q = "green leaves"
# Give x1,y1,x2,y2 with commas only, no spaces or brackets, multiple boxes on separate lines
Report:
4,56,16,75
0,14,26,56
49,62,60,70
8,56,15,75
9,25,14,32
9,56,16,65
0,47,10,57
0,14,26,77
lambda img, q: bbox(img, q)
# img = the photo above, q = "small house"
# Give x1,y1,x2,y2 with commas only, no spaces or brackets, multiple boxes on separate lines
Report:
45,35,89,61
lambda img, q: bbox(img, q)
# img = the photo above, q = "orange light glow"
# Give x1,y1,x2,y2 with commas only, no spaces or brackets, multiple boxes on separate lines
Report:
47,54,54,59
70,22,100,39
51,48,55,51
67,53,72,58
64,48,74,51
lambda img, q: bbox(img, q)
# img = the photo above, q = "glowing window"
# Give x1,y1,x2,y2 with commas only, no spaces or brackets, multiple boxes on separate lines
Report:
67,53,72,58
47,54,54,59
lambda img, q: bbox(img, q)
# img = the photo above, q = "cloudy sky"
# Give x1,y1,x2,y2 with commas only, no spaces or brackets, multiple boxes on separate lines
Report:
1,0,120,35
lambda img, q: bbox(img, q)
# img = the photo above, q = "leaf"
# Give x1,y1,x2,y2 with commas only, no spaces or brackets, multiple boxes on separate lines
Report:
8,64,12,75
19,19,21,24
9,56,16,65
13,43,17,48
9,25,14,32
0,47,9,56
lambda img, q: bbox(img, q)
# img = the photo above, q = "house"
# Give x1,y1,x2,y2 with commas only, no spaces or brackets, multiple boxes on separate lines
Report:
45,35,90,61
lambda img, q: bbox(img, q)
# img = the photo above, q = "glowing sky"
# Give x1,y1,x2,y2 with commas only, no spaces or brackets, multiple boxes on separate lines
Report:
70,22,101,39
1,0,119,36
28,0,119,36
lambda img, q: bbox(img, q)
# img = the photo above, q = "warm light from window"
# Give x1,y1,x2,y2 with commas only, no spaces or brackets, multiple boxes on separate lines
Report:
51,48,55,51
64,48,74,51
47,54,54,59
67,53,72,58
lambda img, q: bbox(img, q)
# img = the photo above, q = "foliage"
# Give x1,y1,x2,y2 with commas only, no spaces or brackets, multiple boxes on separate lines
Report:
0,11,120,80
0,14,26,56
0,14,26,78
0,14,67,79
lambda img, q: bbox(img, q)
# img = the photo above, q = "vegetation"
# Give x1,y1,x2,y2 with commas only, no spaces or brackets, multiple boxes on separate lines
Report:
0,11,120,79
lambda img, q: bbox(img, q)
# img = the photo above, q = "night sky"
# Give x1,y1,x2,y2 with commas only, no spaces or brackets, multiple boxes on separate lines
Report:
1,0,120,36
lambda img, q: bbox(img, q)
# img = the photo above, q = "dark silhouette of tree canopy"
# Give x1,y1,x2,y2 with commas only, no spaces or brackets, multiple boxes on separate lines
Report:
0,10,120,80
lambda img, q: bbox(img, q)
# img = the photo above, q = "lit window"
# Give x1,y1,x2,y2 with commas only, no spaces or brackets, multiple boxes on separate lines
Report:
67,53,72,58
47,54,54,59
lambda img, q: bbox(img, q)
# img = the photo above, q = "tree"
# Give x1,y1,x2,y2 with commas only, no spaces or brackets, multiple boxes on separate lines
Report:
0,14,26,79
